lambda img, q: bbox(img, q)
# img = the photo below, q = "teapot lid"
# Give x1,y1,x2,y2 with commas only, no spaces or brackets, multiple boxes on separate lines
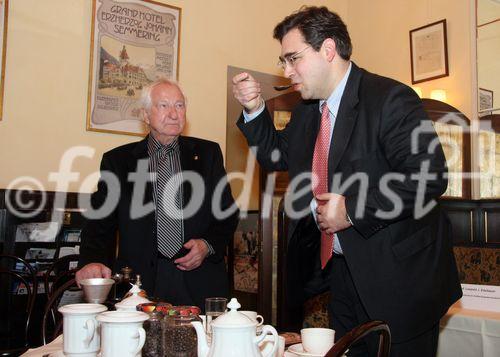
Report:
211,298,256,327
115,283,150,309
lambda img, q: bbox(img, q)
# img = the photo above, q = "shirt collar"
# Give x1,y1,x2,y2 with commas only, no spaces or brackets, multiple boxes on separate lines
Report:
319,62,352,116
147,134,179,158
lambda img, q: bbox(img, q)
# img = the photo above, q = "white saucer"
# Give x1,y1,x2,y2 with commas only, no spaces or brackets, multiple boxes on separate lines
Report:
287,343,324,357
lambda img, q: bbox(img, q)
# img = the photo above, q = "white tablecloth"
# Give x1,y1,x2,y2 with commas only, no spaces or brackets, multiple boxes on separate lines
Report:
21,335,63,356
437,306,500,357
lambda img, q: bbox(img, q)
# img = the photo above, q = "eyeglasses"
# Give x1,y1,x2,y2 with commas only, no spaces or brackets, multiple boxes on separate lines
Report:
277,46,311,70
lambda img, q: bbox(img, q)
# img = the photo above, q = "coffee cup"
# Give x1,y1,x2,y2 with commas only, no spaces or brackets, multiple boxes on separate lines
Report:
58,303,108,357
97,311,149,357
240,310,264,326
301,327,335,355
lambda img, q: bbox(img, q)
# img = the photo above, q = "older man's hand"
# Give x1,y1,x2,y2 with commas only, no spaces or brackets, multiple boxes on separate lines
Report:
174,239,210,271
315,193,352,234
75,263,112,287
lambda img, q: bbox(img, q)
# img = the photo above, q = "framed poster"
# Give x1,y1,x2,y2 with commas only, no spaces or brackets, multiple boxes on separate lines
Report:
410,19,449,84
87,0,181,136
0,0,8,121
479,88,493,116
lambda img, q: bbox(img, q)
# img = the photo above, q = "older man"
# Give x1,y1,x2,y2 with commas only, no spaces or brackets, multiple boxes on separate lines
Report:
77,79,238,308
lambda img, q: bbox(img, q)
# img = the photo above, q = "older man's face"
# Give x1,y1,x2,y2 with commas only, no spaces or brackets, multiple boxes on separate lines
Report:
145,83,186,145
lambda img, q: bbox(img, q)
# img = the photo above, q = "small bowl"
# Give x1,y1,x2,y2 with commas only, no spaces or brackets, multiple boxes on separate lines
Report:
80,278,115,304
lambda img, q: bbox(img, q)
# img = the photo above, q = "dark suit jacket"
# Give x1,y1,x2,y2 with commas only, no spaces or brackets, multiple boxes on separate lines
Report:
238,63,462,342
79,135,239,309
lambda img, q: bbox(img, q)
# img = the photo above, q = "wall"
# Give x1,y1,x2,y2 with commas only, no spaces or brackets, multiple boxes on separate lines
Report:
0,0,345,193
345,0,474,119
0,0,475,194
478,0,500,112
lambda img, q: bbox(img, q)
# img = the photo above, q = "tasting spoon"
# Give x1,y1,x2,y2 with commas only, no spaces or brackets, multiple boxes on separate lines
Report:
273,85,292,91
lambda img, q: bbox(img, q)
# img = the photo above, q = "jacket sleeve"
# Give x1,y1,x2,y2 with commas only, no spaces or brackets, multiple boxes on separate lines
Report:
345,84,448,238
236,108,290,172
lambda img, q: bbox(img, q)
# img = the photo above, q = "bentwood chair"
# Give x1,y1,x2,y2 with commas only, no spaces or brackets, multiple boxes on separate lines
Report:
0,269,35,356
0,255,37,356
324,320,391,357
42,278,80,344
43,254,79,298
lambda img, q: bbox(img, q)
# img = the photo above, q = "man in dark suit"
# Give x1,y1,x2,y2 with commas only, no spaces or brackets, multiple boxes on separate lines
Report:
233,6,461,356
77,79,238,309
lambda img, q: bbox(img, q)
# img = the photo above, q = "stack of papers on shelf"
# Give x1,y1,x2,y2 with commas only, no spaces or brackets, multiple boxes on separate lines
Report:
15,222,60,242
25,248,56,260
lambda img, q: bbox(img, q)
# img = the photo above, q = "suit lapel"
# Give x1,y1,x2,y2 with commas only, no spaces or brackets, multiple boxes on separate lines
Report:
328,64,361,185
303,102,321,172
178,136,202,210
178,136,203,240
130,137,153,203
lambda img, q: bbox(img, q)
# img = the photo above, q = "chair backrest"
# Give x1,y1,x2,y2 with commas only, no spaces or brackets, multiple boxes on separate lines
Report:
42,278,79,345
0,254,37,355
44,254,79,298
0,269,35,355
324,320,391,357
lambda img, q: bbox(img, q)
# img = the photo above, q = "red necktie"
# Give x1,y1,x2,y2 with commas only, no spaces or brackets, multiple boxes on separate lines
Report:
312,102,334,269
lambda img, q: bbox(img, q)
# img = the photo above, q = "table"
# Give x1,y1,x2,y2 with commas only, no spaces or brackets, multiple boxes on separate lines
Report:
22,335,63,356
437,305,500,357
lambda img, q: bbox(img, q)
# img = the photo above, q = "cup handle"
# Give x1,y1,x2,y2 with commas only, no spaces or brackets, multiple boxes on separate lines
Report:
131,327,146,356
254,325,278,357
256,314,264,326
83,319,96,348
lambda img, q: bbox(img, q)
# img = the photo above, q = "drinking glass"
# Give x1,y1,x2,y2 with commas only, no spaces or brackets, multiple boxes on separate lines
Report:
205,297,227,337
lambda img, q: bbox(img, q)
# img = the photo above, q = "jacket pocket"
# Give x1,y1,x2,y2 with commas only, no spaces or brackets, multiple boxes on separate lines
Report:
391,225,436,260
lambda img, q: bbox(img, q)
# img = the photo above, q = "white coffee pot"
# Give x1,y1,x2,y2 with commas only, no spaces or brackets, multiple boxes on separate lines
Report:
191,298,278,357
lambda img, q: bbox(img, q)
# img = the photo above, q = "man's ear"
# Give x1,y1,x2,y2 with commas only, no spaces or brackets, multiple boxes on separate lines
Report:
322,38,337,62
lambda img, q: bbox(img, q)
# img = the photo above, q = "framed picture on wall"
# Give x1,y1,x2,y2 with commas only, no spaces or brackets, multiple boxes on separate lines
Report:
86,0,181,136
0,0,9,121
410,19,449,84
479,88,493,116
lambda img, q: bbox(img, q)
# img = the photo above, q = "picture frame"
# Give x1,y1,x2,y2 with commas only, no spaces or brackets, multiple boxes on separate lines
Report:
479,88,493,116
0,0,9,121
410,19,449,84
62,228,82,243
87,0,182,136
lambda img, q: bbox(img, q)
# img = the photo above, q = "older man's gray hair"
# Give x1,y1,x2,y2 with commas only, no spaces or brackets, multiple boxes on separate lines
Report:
140,78,187,112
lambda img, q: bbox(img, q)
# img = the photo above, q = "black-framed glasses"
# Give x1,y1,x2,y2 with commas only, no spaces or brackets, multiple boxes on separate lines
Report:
277,46,311,70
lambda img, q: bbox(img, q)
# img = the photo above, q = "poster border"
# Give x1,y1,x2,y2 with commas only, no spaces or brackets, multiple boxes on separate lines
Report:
0,0,9,121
